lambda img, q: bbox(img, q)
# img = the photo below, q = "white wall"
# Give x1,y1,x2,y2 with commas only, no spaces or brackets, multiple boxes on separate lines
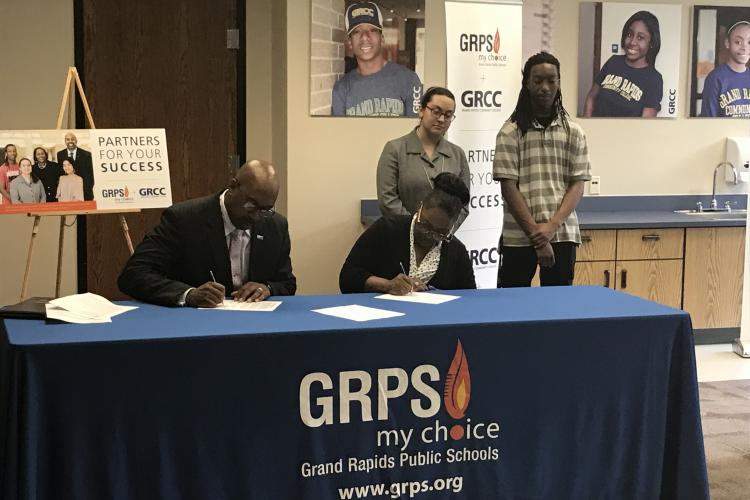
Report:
0,0,76,306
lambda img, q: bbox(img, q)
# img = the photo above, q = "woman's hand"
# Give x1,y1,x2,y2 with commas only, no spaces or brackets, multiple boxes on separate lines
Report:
386,274,427,295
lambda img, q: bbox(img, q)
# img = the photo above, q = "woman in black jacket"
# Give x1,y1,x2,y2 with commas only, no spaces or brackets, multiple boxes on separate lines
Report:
340,172,476,294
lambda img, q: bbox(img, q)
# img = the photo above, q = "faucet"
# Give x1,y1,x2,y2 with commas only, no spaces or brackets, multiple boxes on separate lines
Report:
711,161,737,210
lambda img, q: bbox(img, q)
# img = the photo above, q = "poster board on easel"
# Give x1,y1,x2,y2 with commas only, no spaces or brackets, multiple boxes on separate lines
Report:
0,67,173,300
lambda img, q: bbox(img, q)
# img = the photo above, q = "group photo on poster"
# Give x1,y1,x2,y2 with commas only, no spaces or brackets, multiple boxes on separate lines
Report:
577,2,681,118
0,129,172,214
0,131,94,212
690,6,750,118
309,1,424,117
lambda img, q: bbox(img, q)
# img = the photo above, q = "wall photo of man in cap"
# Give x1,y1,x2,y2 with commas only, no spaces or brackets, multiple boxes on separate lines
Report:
328,1,423,117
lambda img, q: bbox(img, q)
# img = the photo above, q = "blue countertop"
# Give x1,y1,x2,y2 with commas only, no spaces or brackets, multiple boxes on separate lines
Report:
576,195,747,229
578,210,746,229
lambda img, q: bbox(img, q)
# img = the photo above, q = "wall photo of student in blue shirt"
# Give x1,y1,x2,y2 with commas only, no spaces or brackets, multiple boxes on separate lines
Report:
700,21,750,118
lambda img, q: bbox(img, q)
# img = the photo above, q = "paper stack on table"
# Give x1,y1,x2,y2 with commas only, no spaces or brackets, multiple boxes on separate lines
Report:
45,293,137,324
200,300,282,311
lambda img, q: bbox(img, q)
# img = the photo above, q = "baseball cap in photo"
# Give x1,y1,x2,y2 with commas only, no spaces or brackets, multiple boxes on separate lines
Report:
345,2,384,35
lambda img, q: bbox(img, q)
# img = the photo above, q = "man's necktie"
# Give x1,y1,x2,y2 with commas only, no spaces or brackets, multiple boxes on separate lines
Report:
229,229,246,290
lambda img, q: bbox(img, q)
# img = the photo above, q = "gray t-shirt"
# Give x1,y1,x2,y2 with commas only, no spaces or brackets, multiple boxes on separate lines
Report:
332,62,422,117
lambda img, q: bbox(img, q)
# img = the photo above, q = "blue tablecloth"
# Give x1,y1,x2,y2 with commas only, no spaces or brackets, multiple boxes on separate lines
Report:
0,287,708,499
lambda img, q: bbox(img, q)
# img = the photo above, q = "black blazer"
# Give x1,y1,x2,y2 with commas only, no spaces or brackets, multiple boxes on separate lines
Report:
339,215,476,293
57,148,94,200
32,161,62,202
118,193,296,306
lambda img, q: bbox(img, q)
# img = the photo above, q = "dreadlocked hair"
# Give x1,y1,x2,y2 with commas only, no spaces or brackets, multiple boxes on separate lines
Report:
509,52,570,137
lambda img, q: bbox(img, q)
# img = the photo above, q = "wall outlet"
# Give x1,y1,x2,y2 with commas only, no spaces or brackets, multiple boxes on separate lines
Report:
589,176,601,195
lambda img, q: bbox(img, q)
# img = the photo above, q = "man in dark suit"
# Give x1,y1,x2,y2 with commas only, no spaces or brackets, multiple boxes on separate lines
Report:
118,160,296,307
56,131,95,200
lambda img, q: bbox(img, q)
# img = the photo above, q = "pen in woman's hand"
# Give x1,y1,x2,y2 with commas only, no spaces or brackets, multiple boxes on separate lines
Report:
399,261,413,293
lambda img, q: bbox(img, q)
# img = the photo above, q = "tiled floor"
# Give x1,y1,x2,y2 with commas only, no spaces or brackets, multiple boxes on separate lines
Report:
696,344,750,382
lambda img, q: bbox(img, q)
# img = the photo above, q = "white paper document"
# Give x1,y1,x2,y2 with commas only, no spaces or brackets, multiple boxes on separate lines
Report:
45,304,113,324
312,304,404,322
46,292,137,323
375,292,460,305
49,292,137,319
200,300,282,311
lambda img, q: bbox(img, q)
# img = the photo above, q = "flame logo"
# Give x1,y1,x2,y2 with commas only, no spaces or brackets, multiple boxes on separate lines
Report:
124,186,129,197
443,340,471,420
493,29,500,54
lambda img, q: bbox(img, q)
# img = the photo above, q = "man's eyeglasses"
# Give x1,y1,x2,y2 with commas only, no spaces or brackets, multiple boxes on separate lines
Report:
424,105,456,122
416,207,454,242
242,200,275,217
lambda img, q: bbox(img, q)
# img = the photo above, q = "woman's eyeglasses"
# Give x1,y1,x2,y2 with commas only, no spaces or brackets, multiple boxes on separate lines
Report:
424,105,456,122
416,207,455,242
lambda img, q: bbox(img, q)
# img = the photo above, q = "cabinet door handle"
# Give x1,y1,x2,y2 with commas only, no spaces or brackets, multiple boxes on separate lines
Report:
603,269,610,288
581,235,592,243
641,234,661,241
620,269,627,289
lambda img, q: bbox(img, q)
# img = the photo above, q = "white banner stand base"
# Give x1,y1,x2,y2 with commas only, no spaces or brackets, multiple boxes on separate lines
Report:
732,338,750,358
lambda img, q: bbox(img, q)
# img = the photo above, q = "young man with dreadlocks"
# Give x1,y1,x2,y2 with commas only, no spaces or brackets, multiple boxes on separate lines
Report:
493,52,592,287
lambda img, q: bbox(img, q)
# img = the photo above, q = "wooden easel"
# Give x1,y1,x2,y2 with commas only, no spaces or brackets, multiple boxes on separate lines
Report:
20,67,140,301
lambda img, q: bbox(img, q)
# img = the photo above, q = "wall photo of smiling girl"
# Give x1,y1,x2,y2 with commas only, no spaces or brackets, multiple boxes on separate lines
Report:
691,6,750,118
577,2,682,118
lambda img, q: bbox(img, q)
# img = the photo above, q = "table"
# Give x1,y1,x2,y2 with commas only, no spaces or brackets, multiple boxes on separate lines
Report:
0,287,709,499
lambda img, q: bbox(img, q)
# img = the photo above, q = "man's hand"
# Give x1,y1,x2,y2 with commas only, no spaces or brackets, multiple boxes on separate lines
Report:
386,274,427,295
185,281,225,308
530,221,558,248
536,242,556,268
232,281,271,302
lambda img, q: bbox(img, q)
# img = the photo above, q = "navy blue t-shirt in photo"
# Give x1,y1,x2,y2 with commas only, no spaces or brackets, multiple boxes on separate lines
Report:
592,55,664,117
700,63,750,118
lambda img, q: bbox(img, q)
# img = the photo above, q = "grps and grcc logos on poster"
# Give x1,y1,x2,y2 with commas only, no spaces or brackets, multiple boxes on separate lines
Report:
91,129,172,210
454,27,513,114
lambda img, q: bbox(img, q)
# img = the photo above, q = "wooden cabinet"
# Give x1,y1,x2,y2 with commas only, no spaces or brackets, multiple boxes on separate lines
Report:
578,229,616,261
575,261,615,289
615,259,683,308
683,227,746,328
615,228,684,260
533,225,745,327
576,228,684,308
574,230,615,288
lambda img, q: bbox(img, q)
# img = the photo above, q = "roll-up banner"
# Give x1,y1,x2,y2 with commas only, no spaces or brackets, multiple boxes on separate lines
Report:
446,0,522,288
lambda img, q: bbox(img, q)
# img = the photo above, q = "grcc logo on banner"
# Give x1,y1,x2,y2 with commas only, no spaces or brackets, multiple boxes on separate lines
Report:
461,90,502,108
138,187,167,197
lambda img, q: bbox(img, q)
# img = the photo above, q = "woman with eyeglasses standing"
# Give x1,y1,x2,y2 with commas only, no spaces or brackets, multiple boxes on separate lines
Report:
376,86,471,227
341,172,476,295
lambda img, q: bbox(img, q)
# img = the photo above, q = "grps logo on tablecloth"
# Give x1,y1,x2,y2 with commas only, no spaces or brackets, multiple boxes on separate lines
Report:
299,341,500,478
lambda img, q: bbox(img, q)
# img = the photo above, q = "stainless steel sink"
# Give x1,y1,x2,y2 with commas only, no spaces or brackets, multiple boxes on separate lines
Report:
673,209,747,217
672,209,747,221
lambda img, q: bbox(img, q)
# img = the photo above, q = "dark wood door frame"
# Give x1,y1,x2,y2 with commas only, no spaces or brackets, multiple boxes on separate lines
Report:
73,0,247,295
